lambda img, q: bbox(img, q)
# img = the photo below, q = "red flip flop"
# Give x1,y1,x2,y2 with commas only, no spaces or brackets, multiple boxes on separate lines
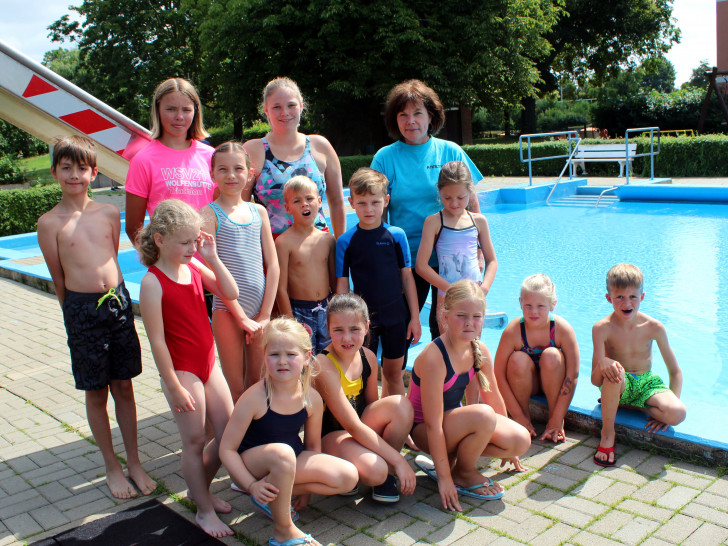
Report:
593,445,616,467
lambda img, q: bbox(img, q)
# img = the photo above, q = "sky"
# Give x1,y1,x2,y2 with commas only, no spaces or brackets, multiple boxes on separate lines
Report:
0,0,719,86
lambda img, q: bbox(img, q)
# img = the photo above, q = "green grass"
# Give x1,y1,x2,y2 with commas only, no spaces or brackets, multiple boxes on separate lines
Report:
19,154,54,187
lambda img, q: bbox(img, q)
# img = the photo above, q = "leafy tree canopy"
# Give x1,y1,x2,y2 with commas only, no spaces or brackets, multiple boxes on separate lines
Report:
682,60,712,90
48,0,204,125
198,0,558,152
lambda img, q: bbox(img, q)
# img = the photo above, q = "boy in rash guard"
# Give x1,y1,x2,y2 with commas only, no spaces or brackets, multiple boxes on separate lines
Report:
336,168,421,396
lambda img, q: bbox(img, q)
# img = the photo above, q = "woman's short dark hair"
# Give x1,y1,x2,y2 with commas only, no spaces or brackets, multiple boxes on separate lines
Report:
383,79,445,141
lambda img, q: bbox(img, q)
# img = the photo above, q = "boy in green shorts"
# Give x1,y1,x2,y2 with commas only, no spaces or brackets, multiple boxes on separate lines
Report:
591,263,686,467
38,135,156,498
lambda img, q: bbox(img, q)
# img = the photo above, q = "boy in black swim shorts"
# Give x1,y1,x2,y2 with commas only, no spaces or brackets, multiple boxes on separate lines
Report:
38,135,156,499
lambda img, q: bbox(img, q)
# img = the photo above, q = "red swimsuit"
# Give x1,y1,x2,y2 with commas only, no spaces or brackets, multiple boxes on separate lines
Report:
149,264,215,383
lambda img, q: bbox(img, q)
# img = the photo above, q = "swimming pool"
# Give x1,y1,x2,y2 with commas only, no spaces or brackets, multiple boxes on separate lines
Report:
478,199,728,450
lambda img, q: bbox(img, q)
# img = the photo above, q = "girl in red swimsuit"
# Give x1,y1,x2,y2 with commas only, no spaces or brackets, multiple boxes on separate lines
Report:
138,199,239,538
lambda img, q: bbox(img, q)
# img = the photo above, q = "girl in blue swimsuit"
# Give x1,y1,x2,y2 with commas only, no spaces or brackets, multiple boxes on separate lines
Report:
219,317,357,546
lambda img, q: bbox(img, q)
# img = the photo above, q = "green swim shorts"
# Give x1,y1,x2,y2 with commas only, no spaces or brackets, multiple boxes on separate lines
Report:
619,370,671,408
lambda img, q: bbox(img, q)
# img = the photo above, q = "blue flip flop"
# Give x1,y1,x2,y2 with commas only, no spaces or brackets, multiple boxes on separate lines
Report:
416,455,500,499
251,495,299,522
456,482,504,501
269,534,315,546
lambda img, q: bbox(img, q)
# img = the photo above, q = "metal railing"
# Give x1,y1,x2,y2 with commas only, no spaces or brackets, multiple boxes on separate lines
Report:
545,142,584,203
519,131,580,186
595,186,618,207
625,127,661,185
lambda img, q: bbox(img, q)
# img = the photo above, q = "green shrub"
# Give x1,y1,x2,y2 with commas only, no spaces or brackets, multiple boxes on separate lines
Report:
0,120,47,158
243,121,271,140
0,184,65,236
0,154,27,185
206,123,234,147
339,155,373,186
634,134,728,177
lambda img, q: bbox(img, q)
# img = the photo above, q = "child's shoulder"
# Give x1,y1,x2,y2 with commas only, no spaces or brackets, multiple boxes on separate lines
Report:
37,204,65,232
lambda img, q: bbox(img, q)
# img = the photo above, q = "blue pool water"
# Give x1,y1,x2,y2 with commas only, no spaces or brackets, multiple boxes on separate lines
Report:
479,200,728,448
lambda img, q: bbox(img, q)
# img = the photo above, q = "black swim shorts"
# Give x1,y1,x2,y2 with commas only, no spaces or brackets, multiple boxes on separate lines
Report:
62,281,142,391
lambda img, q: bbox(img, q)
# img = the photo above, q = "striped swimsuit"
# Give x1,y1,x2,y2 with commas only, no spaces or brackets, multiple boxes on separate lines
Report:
210,202,266,318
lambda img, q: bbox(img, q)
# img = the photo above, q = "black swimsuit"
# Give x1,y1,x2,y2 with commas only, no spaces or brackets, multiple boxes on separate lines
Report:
237,380,307,456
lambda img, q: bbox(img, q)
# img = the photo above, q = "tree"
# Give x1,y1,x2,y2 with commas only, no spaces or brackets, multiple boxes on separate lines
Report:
640,55,675,92
199,0,558,154
48,1,205,126
682,60,712,90
521,0,679,133
42,48,84,84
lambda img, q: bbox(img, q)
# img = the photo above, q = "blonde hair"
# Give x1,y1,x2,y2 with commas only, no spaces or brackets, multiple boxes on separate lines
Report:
52,135,97,169
348,167,388,197
261,77,307,118
437,161,474,193
283,175,319,202
521,274,557,305
606,263,644,292
136,199,201,267
262,317,318,408
442,280,490,392
150,78,208,140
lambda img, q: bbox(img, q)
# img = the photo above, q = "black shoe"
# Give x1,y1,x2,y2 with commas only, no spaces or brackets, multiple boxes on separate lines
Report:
340,483,359,496
371,475,399,503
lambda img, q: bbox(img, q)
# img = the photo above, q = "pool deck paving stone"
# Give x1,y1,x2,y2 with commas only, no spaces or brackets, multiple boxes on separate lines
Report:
2,177,728,544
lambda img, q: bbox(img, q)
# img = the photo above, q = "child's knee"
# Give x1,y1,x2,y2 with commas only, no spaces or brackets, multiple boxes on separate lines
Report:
539,348,564,372
390,395,414,422
269,444,297,474
85,387,109,407
664,399,687,426
382,359,404,381
341,460,359,490
507,352,535,379
357,453,388,486
110,379,134,400
472,404,497,433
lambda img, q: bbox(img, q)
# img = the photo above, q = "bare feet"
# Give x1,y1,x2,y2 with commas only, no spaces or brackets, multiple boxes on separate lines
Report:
452,469,504,497
128,464,157,496
210,494,232,514
106,467,138,499
188,492,232,514
195,510,234,538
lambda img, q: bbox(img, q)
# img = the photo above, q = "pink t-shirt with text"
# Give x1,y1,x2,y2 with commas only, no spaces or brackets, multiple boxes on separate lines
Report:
125,139,215,216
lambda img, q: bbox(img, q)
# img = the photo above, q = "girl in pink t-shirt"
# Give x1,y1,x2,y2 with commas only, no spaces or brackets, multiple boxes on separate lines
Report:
125,78,215,244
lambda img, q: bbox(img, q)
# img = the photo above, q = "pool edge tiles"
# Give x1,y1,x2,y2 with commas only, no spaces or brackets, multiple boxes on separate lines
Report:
530,397,728,465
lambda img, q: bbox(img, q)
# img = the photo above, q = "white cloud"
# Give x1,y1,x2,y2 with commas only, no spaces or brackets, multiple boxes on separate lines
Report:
0,0,77,63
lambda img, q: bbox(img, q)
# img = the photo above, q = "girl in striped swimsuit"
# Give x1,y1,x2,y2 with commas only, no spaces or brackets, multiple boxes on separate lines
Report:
200,142,280,402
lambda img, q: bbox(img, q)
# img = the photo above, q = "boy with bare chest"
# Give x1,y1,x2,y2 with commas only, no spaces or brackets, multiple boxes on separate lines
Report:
37,135,155,498
591,263,686,467
275,175,336,352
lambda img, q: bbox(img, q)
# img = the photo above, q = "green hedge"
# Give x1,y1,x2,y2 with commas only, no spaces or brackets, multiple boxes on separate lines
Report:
0,154,27,185
337,135,728,181
0,184,63,236
340,155,373,186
